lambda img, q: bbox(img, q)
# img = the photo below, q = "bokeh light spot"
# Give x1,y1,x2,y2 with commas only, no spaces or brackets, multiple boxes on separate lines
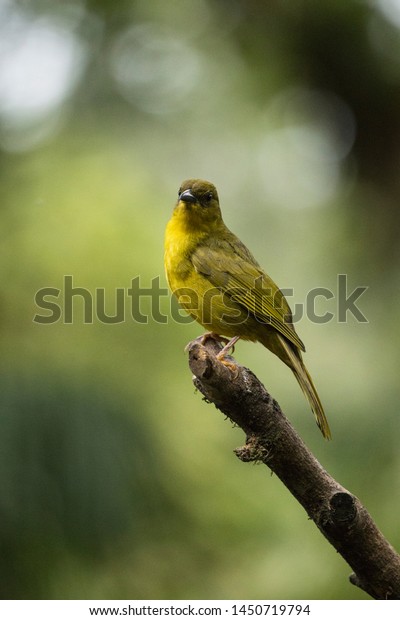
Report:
257,88,356,209
109,23,203,115
0,3,88,151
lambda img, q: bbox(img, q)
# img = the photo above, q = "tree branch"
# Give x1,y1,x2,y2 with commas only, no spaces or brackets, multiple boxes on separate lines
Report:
187,336,400,600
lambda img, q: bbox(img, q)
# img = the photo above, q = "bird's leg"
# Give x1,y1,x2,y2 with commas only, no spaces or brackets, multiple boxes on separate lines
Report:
216,335,240,373
216,335,240,359
192,333,240,372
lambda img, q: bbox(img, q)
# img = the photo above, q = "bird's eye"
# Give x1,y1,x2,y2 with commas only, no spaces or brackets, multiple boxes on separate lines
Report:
205,192,213,202
178,187,182,197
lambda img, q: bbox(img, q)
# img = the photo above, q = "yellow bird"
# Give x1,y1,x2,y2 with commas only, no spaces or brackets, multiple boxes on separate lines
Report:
164,179,331,440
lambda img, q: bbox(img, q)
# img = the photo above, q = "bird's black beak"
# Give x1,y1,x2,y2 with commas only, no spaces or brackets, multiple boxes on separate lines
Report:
179,189,197,204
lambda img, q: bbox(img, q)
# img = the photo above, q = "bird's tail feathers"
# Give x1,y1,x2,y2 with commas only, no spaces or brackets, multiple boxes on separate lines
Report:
277,335,332,440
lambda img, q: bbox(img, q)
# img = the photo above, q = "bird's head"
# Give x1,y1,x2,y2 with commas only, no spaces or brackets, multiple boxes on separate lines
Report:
174,179,223,231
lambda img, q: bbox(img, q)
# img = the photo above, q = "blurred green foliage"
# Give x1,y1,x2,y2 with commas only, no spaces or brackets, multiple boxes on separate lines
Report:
1,0,400,600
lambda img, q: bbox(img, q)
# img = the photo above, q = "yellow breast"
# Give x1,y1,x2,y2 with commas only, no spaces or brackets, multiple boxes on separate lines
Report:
164,213,247,335
164,213,218,329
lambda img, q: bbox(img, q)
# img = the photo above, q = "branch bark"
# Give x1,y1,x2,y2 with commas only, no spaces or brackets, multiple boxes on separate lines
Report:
187,336,400,600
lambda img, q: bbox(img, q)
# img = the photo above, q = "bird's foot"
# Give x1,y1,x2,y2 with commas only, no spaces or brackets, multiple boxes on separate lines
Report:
216,335,240,358
216,335,240,374
187,333,240,373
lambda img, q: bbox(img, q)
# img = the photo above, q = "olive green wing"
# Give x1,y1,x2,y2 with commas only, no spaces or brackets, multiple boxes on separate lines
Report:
192,244,305,352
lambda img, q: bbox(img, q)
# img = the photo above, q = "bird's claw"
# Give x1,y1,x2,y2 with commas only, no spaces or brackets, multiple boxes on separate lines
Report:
215,335,240,375
216,354,239,376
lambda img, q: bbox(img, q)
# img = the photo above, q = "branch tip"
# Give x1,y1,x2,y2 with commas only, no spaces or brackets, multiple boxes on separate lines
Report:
186,334,400,600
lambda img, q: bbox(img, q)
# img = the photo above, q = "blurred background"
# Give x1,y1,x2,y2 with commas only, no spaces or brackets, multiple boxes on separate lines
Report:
1,0,400,600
